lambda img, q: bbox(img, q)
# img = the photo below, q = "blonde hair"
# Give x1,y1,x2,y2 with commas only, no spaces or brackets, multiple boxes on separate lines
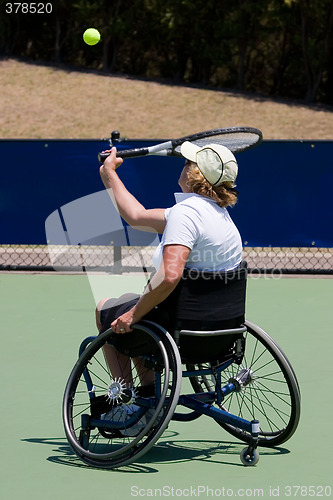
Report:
186,163,238,208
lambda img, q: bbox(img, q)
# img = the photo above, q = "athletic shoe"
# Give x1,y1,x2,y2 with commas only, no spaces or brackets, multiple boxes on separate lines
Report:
101,404,147,437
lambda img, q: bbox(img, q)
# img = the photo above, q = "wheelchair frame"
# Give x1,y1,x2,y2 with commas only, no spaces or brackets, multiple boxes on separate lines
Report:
63,319,301,468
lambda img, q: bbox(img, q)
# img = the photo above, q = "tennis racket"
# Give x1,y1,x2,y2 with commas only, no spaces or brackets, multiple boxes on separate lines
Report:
97,126,262,162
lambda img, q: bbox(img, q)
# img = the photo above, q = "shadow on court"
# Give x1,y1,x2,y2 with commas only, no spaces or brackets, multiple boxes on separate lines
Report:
22,433,290,473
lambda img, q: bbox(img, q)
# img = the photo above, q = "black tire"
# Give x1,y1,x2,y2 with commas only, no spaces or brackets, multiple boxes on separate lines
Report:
240,446,260,466
187,320,301,447
63,321,181,468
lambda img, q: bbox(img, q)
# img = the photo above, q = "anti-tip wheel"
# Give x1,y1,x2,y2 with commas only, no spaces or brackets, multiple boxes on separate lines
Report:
240,447,260,466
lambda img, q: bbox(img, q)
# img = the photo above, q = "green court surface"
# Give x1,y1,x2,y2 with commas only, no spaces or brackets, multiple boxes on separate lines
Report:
1,273,332,499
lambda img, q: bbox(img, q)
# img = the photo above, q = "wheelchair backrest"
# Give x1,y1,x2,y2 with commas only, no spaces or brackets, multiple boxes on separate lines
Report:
164,261,247,363
157,260,247,330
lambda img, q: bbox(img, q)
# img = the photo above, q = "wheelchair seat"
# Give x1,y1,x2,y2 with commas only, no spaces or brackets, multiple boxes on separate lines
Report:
156,261,248,363
174,326,247,363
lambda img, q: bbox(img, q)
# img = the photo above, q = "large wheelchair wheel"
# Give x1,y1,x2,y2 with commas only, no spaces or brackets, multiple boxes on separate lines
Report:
187,320,301,447
63,321,181,468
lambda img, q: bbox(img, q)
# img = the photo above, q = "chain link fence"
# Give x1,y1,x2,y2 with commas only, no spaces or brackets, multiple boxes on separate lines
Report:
1,244,332,274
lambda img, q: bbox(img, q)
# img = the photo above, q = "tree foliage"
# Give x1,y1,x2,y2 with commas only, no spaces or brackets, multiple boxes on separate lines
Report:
0,0,332,104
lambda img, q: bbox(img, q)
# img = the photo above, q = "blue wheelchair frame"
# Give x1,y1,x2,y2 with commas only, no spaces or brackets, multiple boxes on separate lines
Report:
63,318,300,468
77,325,261,463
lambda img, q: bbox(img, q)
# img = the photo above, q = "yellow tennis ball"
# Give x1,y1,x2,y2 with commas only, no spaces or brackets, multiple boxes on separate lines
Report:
83,28,101,46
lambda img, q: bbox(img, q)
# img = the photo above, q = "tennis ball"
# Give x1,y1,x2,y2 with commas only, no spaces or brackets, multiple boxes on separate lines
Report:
83,28,101,46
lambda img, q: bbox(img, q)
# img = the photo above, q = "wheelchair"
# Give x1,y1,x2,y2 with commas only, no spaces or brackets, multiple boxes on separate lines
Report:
63,315,301,468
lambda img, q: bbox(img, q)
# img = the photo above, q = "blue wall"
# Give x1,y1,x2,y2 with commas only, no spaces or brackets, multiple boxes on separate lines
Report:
1,138,332,247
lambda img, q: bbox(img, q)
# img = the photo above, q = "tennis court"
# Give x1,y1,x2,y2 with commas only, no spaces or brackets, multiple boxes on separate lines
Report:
1,272,332,499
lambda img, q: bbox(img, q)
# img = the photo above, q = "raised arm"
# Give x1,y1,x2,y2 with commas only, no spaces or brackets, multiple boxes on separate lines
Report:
99,147,166,234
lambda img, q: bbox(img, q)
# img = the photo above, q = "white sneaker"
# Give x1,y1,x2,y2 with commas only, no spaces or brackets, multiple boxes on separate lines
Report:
100,405,125,423
101,404,147,437
119,404,147,437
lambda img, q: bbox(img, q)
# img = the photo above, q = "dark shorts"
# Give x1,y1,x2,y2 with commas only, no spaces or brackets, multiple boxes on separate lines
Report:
99,294,243,334
100,261,246,334
99,294,243,363
99,294,140,333
98,263,246,362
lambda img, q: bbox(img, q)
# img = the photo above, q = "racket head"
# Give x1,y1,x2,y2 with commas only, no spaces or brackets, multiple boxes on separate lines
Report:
171,127,263,156
97,127,262,162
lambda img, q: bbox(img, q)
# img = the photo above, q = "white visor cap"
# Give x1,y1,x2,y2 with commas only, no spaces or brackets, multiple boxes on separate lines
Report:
180,141,238,186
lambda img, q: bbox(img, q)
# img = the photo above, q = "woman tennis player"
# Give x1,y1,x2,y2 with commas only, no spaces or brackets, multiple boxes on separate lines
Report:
96,143,244,389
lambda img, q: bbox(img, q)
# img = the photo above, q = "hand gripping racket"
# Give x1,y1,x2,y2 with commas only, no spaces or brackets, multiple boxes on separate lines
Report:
97,127,262,162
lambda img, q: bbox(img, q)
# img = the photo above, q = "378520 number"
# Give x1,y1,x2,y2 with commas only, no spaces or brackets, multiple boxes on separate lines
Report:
5,3,53,14
285,485,332,497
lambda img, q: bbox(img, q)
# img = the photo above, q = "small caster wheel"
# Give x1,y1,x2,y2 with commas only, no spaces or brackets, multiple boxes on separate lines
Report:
240,447,259,466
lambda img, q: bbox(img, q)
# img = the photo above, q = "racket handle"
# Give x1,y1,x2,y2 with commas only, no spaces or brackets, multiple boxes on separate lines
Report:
98,152,110,162
98,148,149,163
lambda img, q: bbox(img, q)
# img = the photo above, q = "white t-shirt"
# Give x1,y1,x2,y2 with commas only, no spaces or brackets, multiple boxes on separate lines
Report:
152,193,242,272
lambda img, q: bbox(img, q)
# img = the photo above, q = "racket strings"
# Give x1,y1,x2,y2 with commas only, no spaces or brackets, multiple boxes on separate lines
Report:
174,132,261,154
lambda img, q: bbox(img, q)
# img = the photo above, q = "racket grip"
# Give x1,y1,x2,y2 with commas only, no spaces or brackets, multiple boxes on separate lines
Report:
98,152,110,162
98,148,149,163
